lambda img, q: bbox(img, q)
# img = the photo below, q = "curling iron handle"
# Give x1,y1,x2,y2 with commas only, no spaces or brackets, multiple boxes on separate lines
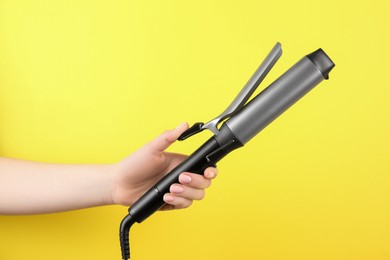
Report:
128,138,219,223
128,132,243,223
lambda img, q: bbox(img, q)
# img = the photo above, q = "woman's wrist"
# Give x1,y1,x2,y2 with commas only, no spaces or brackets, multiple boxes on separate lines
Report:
107,162,134,207
102,163,120,206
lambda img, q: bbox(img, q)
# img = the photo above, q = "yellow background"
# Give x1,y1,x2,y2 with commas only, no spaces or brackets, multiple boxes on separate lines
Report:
0,0,389,259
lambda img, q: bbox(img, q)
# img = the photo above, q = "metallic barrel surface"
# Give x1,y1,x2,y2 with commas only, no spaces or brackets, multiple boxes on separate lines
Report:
224,56,325,144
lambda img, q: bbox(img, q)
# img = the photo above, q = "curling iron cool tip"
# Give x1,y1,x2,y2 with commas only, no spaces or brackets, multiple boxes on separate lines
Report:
119,42,335,260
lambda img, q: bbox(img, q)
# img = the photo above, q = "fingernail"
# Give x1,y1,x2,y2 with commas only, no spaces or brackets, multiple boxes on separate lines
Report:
180,174,192,184
206,171,215,179
176,122,187,129
171,185,184,193
164,194,175,202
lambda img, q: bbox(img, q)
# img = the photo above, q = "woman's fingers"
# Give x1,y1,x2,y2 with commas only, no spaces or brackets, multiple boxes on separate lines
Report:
162,193,193,209
162,184,205,209
178,172,211,189
170,184,205,200
161,168,218,210
204,167,218,179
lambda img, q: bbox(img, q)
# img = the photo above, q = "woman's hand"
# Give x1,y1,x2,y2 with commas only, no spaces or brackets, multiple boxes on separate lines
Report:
0,123,216,215
111,123,218,211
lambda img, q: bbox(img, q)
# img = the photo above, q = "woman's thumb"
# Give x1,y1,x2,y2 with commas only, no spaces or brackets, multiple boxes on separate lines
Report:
147,122,189,152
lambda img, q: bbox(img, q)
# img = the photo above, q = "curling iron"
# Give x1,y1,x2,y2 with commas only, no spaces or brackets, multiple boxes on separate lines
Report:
119,42,335,259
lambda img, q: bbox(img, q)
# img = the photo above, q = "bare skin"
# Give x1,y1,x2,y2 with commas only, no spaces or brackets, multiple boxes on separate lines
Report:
0,123,218,214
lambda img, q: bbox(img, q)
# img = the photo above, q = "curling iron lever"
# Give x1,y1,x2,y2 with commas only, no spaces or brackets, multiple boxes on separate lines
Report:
178,42,283,140
119,42,335,260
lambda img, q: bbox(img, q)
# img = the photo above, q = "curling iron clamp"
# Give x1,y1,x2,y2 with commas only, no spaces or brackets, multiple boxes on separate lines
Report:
119,42,335,259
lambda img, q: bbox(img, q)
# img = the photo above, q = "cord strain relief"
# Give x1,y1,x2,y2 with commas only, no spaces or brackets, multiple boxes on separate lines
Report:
120,230,130,260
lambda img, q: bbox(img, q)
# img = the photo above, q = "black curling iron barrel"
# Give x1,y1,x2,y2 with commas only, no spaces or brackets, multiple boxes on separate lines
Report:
119,43,335,259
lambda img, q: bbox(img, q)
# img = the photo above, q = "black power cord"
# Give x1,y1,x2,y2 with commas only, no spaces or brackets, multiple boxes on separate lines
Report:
119,214,135,260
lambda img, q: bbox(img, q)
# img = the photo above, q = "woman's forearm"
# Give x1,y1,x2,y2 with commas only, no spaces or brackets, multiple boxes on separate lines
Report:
0,157,115,215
